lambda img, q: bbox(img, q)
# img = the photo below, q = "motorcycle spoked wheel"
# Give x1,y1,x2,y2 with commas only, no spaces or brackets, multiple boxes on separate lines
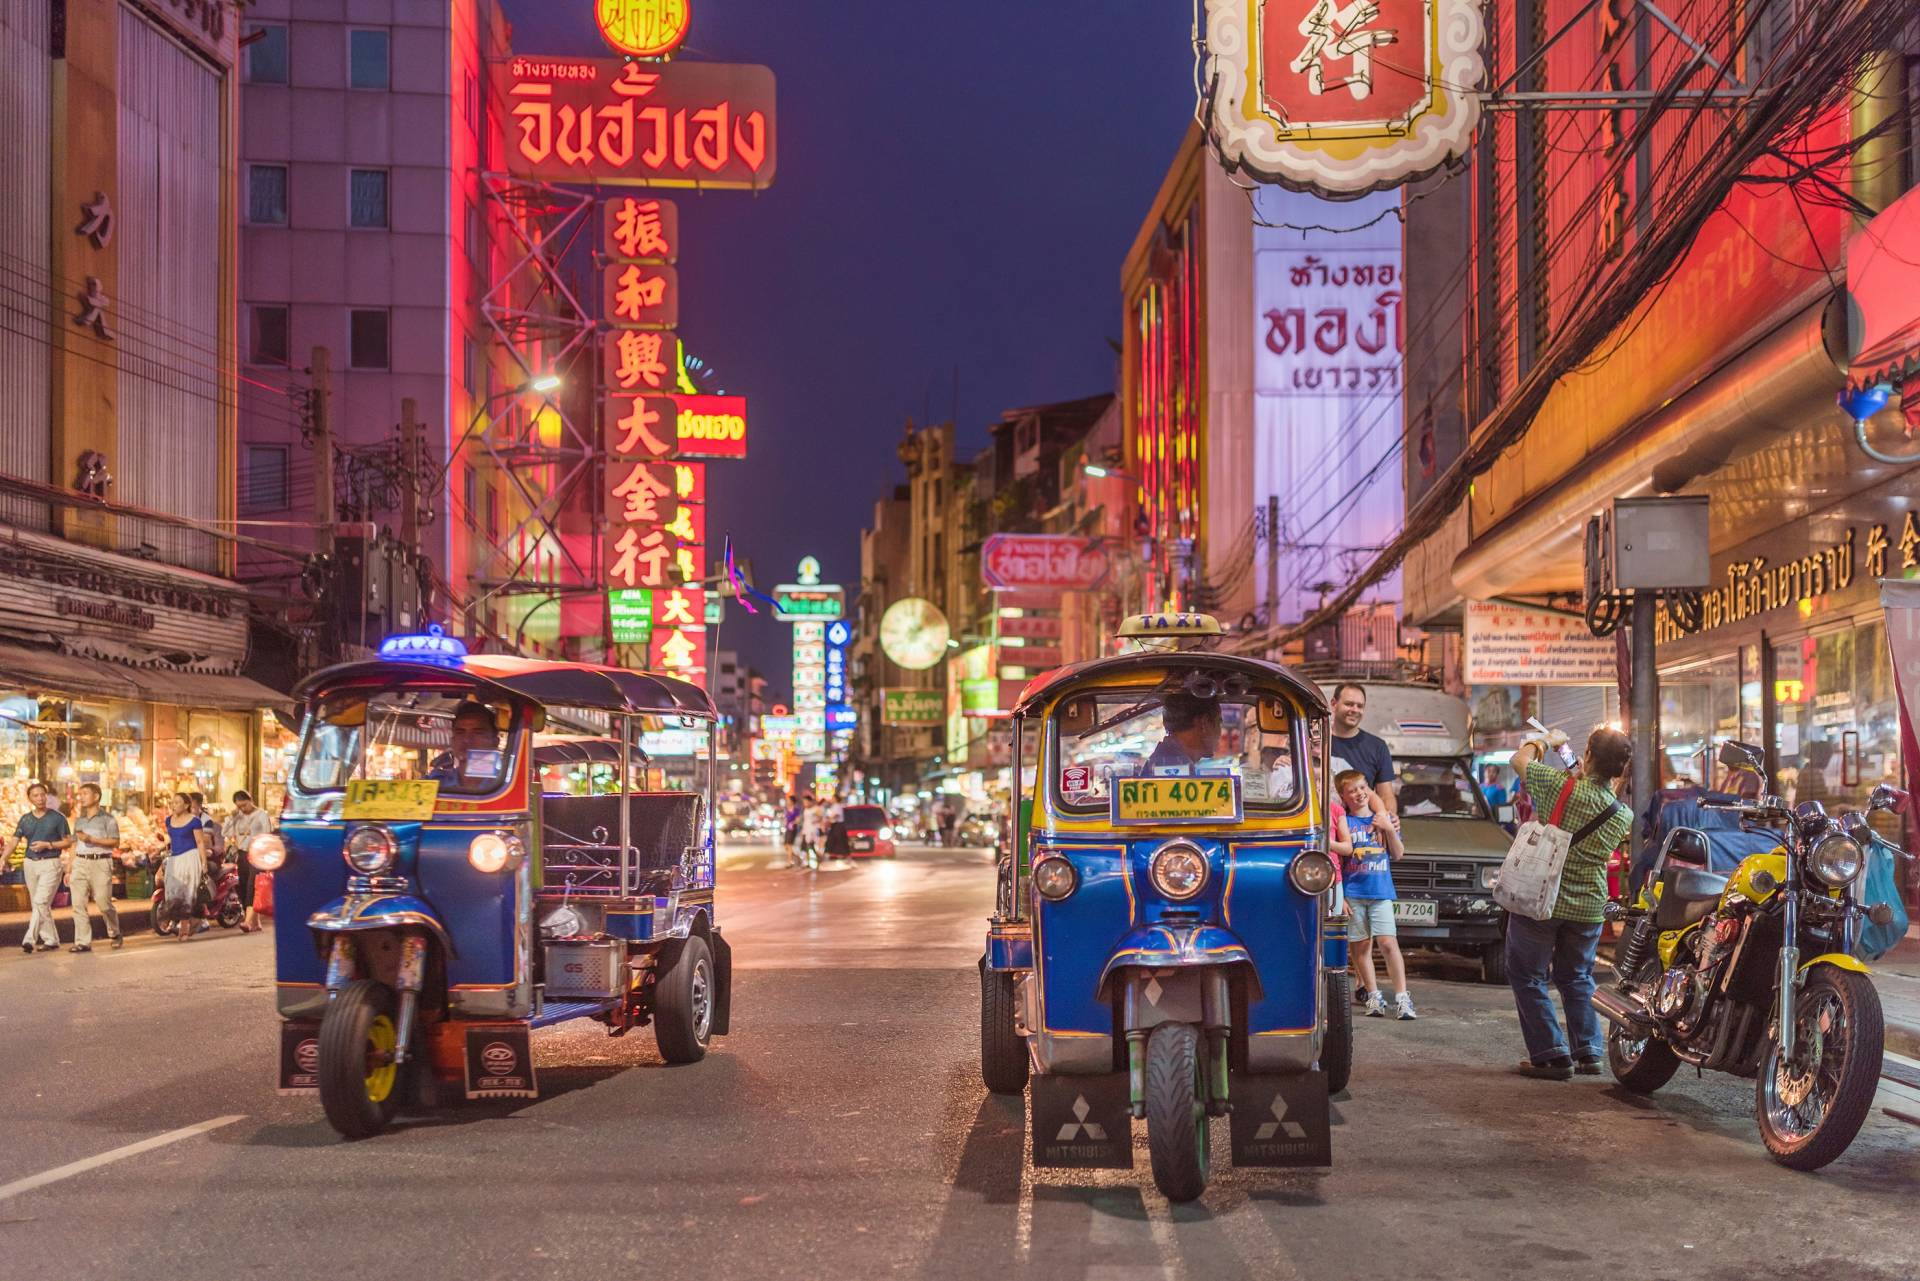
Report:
1144,1022,1210,1204
318,980,409,1140
1755,964,1884,1171
1605,962,1681,1094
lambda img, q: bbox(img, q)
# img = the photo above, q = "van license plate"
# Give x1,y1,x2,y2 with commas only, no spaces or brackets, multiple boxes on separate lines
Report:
1394,900,1437,925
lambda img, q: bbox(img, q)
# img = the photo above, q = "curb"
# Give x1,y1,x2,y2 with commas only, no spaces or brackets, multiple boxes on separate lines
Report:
1889,1020,1920,1064
1,900,153,948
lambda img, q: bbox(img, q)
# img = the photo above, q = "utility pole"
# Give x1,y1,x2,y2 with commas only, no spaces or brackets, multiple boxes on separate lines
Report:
1264,495,1280,633
398,396,422,549
310,346,335,558
1629,592,1657,851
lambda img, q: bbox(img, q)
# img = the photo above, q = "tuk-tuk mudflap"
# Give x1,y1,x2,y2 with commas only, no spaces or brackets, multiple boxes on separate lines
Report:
1227,1069,1331,1167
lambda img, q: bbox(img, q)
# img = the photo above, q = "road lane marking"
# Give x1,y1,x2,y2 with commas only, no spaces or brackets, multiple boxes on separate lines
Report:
0,1115,245,1202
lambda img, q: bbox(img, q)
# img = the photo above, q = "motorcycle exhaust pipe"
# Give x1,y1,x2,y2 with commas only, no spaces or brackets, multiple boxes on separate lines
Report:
1590,984,1654,1031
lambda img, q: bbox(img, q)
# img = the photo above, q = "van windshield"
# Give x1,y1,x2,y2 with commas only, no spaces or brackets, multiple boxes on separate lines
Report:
295,690,521,801
1394,759,1488,819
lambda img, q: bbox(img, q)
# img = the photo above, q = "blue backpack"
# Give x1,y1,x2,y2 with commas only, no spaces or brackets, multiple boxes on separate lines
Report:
1856,836,1910,963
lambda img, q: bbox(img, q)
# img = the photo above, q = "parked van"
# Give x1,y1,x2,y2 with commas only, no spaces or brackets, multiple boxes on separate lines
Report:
1322,680,1511,983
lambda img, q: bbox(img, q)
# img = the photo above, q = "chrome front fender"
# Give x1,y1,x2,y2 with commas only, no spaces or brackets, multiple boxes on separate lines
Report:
1095,921,1262,1002
308,893,457,959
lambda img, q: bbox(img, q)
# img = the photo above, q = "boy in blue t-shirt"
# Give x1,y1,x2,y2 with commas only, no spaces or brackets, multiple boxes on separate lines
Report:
1331,768,1413,1019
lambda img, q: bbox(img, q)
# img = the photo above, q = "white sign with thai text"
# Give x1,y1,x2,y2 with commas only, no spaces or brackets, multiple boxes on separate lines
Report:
1464,602,1616,686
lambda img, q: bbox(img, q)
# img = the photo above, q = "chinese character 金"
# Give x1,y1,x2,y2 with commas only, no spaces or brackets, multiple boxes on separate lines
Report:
613,398,675,457
609,461,674,523
612,331,668,390
612,197,671,259
610,526,672,589
657,627,698,670
1289,0,1398,101
613,264,666,322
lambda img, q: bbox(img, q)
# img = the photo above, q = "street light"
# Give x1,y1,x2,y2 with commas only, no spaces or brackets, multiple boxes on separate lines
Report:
1083,462,1137,481
528,374,563,393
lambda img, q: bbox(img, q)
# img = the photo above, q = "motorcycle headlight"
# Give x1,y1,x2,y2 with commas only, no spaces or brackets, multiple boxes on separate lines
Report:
1806,831,1864,888
879,826,895,841
1479,864,1499,891
1033,855,1077,901
247,833,286,871
467,832,523,874
1150,842,1209,900
344,825,397,874
1289,850,1336,896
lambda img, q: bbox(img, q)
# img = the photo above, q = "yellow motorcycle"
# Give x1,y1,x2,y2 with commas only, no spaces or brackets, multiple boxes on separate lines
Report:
1591,740,1889,1170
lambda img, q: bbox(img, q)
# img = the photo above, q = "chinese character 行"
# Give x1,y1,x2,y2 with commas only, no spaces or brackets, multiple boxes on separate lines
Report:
1288,0,1398,100
610,526,672,589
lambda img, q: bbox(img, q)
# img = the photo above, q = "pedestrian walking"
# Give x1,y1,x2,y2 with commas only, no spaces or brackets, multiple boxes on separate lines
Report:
12,782,70,954
67,782,123,952
1506,727,1632,1079
162,792,210,942
224,789,272,934
1331,769,1415,1019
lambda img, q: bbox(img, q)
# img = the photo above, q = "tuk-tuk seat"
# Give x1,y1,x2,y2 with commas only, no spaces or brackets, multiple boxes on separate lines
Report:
540,792,703,895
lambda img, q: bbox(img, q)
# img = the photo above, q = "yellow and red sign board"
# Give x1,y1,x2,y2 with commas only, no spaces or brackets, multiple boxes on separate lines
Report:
1203,0,1484,196
343,779,440,822
595,0,691,60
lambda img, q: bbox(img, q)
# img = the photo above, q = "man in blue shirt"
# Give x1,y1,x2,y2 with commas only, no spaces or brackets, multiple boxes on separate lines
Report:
1144,692,1223,773
13,782,72,954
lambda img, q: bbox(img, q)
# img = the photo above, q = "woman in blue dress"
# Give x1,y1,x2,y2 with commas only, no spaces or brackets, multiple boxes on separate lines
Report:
163,791,209,941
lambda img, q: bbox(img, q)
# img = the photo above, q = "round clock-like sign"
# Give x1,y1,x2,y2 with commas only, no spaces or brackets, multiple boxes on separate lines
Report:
879,597,950,671
596,0,691,60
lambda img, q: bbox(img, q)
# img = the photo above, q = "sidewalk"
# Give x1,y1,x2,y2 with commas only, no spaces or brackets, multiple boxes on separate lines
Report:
1873,935,1920,1062
0,894,152,947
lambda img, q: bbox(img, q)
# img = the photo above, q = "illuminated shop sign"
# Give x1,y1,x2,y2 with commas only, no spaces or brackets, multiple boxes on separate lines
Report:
672,395,748,459
603,195,678,262
602,262,679,329
596,0,691,60
609,588,655,644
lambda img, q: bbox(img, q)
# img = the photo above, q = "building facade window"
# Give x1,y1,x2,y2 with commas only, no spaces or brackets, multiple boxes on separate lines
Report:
248,164,288,224
349,29,390,90
463,334,480,394
245,23,288,84
248,304,290,366
462,466,477,527
242,444,290,511
349,168,388,228
349,308,390,369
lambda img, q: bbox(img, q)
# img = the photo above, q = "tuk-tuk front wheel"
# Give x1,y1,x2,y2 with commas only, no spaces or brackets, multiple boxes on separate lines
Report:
654,935,714,1064
1144,1022,1210,1203
318,980,407,1140
980,965,1028,1095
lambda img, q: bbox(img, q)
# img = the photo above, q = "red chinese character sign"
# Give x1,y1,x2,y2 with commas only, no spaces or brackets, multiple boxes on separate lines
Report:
603,197,678,262
602,262,679,328
506,58,776,190
981,534,1111,592
596,0,690,60
604,331,672,392
1203,0,1483,196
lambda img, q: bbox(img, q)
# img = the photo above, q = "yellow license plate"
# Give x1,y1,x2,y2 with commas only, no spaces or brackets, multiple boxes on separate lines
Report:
342,779,441,821
1111,776,1242,825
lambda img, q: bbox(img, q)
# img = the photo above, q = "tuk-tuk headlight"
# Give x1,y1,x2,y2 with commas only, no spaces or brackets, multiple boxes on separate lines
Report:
1806,831,1863,888
247,833,287,871
468,832,524,874
1150,842,1209,900
1289,850,1336,896
344,825,397,874
1032,855,1078,901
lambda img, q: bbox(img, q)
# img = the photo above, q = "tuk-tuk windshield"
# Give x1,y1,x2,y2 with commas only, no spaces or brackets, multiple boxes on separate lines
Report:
295,690,522,799
1053,690,1299,812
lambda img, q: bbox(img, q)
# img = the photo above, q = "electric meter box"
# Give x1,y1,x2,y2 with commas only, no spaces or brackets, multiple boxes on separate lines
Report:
1607,496,1710,591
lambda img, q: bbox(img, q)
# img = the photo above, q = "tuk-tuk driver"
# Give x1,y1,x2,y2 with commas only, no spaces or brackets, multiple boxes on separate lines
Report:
1145,691,1222,774
430,700,506,792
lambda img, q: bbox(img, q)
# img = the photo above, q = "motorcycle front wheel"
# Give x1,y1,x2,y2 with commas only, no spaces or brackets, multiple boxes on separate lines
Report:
1755,964,1884,1171
1144,1022,1210,1203
318,980,408,1140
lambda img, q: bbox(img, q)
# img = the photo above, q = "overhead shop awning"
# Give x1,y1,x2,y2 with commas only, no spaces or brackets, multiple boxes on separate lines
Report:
125,667,293,714
0,641,143,700
1846,184,1920,398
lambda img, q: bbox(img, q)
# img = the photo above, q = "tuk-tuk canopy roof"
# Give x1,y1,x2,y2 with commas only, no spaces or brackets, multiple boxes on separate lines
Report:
295,654,716,719
1010,650,1327,719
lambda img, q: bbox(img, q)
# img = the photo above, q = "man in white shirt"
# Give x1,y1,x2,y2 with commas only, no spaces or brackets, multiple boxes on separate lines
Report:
224,790,274,933
68,783,122,952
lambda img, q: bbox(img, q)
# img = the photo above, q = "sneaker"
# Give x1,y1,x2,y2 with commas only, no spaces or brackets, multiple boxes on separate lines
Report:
1364,991,1389,1018
1574,1056,1603,1076
1395,993,1417,1021
1516,1057,1574,1081
68,944,92,953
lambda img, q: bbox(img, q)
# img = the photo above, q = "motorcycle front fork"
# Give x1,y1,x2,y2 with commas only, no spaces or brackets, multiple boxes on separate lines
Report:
325,933,429,1067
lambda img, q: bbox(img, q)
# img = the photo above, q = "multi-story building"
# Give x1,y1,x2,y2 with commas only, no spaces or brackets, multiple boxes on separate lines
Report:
0,0,290,830
851,484,914,793
236,0,539,652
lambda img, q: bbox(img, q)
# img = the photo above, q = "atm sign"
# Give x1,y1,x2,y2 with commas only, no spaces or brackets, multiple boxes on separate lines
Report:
673,394,748,459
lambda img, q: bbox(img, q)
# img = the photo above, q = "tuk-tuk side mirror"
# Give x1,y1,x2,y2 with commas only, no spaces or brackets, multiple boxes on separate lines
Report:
320,695,368,727
1257,697,1292,734
522,705,546,732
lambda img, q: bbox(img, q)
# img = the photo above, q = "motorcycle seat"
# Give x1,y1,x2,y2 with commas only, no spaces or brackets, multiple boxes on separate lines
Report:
1654,866,1728,931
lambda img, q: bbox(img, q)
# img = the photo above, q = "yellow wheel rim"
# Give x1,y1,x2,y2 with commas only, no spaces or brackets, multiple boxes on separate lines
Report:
364,1014,398,1104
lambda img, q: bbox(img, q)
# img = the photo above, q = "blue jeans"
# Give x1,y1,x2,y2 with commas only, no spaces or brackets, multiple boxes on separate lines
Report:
1505,915,1605,1064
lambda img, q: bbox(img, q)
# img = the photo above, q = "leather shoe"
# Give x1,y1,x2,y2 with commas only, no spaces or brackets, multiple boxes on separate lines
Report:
68,944,91,953
110,935,124,950
1575,1056,1603,1076
1516,1057,1574,1081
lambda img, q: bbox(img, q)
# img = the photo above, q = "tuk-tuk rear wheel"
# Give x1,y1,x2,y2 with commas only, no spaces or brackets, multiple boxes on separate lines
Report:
1322,969,1354,1094
318,980,407,1140
654,935,714,1064
1144,1022,1210,1203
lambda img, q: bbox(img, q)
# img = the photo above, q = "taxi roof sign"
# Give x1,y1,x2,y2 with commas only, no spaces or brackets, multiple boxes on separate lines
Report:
1117,612,1224,639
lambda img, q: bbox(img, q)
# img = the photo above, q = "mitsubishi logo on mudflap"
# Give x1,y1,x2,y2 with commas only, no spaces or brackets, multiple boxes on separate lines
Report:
1056,1095,1108,1142
1254,1095,1307,1142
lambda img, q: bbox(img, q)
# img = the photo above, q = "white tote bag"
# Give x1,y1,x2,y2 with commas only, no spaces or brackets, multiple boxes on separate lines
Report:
1493,778,1621,921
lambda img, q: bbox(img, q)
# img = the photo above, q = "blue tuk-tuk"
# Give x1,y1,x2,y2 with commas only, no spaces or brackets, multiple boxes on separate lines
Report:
250,629,731,1138
980,613,1345,1201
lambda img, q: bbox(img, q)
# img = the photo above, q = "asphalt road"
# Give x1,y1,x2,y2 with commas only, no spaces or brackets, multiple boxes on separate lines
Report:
4,840,1919,1281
